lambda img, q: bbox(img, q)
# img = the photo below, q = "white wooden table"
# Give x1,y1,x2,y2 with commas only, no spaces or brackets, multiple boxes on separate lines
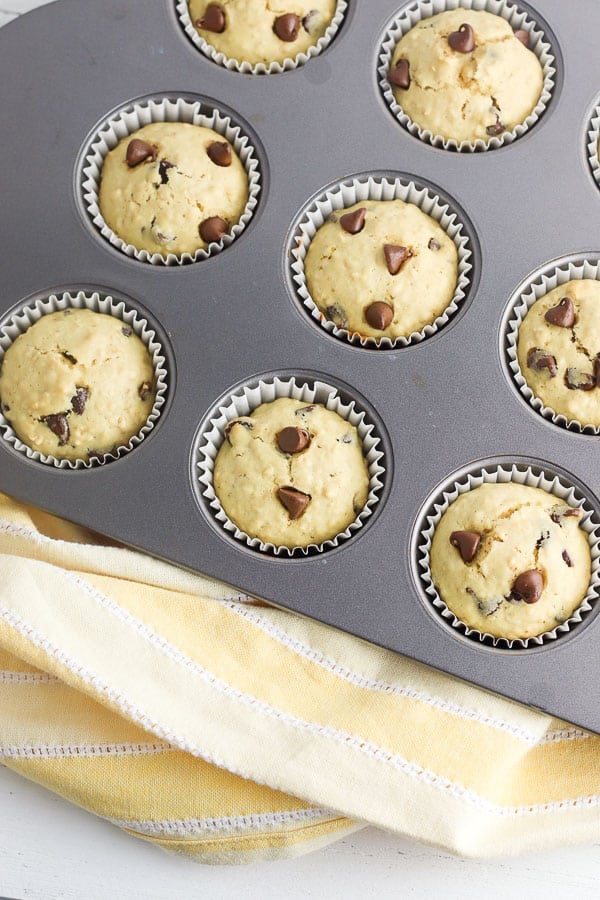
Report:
2,2,600,897
2,764,600,900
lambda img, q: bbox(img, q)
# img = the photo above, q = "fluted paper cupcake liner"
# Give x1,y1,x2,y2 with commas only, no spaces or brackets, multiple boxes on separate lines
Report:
586,100,600,188
175,0,348,74
80,96,261,265
416,462,600,649
504,255,600,434
194,374,386,556
378,0,555,152
0,290,168,468
289,173,473,348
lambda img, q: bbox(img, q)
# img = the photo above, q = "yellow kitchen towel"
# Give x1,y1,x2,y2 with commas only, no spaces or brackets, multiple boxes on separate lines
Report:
1,490,600,865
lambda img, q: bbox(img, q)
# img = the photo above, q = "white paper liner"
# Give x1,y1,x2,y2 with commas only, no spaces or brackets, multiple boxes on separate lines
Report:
195,375,385,556
80,96,261,265
586,100,600,188
378,0,556,152
175,0,348,75
0,291,168,468
417,462,600,649
289,174,473,348
504,257,600,434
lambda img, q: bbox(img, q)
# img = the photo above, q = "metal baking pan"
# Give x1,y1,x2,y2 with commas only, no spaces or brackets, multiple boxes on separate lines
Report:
2,0,600,730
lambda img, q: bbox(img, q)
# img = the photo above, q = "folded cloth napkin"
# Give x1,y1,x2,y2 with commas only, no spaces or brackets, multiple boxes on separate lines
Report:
1,491,600,865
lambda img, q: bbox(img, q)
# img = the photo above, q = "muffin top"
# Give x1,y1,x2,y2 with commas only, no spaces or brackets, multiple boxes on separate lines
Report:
189,0,337,66
0,309,156,461
99,122,249,257
213,397,369,548
429,482,591,641
303,199,458,340
389,9,544,144
517,280,600,428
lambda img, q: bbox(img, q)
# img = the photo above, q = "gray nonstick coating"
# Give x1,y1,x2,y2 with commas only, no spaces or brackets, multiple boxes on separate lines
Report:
2,0,600,730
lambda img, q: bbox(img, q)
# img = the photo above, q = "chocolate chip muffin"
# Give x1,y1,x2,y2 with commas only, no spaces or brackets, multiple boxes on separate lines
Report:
189,0,337,66
388,9,544,144
303,199,458,340
213,397,369,547
517,280,600,428
429,483,591,641
0,309,156,461
98,122,248,256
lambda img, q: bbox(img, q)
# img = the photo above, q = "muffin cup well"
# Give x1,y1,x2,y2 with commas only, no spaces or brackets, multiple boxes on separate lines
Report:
504,256,600,434
194,374,386,556
0,290,168,468
378,0,556,152
289,173,473,349
175,0,348,75
80,96,261,265
416,462,600,649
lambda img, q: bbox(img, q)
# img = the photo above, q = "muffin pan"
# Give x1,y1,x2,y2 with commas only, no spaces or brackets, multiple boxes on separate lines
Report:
2,0,600,731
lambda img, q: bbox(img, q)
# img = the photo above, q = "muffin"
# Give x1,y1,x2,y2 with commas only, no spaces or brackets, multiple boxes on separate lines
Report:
517,280,600,428
213,397,369,547
98,122,249,257
303,199,458,340
429,483,591,641
188,0,337,66
0,309,156,461
388,8,544,144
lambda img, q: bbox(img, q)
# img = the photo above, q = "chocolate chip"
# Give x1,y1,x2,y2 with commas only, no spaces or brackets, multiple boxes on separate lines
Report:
514,29,529,47
340,208,366,235
71,386,88,415
551,505,583,525
273,13,300,41
126,139,157,167
594,356,600,386
449,530,481,563
339,432,353,444
545,296,576,328
277,486,311,519
428,238,441,251
527,348,557,377
42,413,70,446
384,244,410,275
88,446,117,463
61,351,77,365
388,58,410,89
224,418,253,443
448,23,475,53
565,367,596,391
365,301,393,331
536,530,550,549
466,586,502,616
122,326,132,337
196,3,225,33
277,426,311,454
158,160,174,184
199,216,228,244
324,304,348,329
295,405,316,417
2,404,10,412
562,550,573,567
138,381,153,402
206,141,232,167
486,119,505,136
152,225,177,244
302,9,320,34
510,569,543,604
